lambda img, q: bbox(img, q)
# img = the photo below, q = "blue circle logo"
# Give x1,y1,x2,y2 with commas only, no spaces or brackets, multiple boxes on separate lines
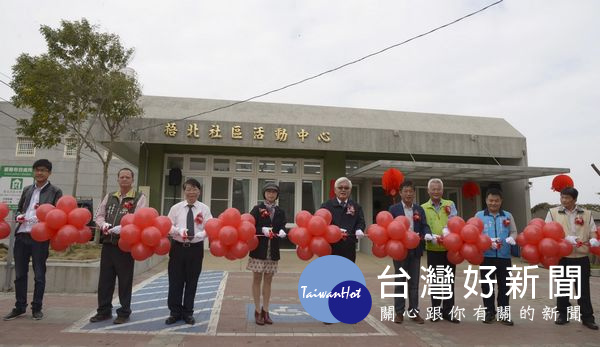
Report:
298,255,372,324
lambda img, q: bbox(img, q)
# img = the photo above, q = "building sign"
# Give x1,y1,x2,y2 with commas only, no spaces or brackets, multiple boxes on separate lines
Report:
0,166,34,210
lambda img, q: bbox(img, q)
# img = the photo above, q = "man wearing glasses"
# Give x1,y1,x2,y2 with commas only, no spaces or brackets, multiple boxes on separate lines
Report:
4,159,62,321
321,177,365,263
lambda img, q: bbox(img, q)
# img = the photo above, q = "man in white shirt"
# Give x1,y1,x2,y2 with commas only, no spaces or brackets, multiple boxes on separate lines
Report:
165,178,212,325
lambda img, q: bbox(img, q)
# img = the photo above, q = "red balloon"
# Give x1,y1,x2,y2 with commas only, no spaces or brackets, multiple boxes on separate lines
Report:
238,221,256,242
404,231,420,250
314,208,333,225
131,242,153,261
528,218,546,229
219,226,238,246
295,210,312,228
225,250,238,261
133,207,159,229
230,240,250,259
386,240,407,261
240,213,256,225
46,226,58,239
371,243,387,258
447,250,464,265
308,216,327,236
153,237,171,255
523,225,543,245
447,216,466,234
521,244,540,264
210,240,227,257
120,213,135,226
541,255,560,268
55,224,79,246
120,224,141,245
205,218,222,240
461,224,480,244
0,221,11,239
542,222,565,241
50,237,68,252
466,217,484,233
310,236,332,257
394,216,411,232
297,246,314,261
376,211,394,228
294,227,311,247
538,238,559,257
477,234,492,251
387,221,407,241
77,226,92,244
516,233,527,247
557,239,573,257
30,222,49,242
0,203,8,220
287,227,298,244
367,224,388,245
118,237,132,252
466,251,484,265
246,235,259,251
153,216,173,237
56,195,78,214
324,225,342,243
460,243,480,263
67,208,92,229
45,209,67,230
221,208,242,227
141,226,161,247
35,204,55,222
590,246,600,256
443,233,463,252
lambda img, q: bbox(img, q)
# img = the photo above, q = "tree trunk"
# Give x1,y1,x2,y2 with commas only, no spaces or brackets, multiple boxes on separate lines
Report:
71,141,84,196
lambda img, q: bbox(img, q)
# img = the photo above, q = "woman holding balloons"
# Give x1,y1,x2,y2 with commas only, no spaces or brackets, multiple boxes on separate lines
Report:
247,182,287,325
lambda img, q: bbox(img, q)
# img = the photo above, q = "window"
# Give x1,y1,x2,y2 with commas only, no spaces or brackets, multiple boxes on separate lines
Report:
303,161,321,175
16,137,35,157
213,158,230,172
189,157,206,171
63,137,79,158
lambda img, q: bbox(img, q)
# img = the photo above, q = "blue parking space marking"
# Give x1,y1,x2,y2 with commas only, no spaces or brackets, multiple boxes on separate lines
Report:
246,304,319,323
71,270,226,335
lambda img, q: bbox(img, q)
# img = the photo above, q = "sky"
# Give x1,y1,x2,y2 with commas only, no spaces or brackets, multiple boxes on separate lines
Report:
0,0,599,205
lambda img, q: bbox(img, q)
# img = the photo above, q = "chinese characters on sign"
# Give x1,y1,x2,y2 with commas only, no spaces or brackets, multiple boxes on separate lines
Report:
163,122,332,144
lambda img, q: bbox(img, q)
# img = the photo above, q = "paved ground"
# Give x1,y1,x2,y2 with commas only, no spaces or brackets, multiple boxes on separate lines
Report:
1,252,599,346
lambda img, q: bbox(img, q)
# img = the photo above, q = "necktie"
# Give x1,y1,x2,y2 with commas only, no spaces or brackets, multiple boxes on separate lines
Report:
186,205,195,238
341,201,347,209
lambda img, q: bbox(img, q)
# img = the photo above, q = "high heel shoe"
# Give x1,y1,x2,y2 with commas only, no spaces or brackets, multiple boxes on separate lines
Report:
261,308,273,324
255,310,265,325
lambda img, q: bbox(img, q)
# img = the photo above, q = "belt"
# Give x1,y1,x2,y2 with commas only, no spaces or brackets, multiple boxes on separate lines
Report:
172,240,203,248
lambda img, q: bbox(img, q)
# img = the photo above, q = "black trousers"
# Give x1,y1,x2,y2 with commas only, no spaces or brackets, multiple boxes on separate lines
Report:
96,243,135,318
13,233,49,312
426,250,455,316
480,257,512,315
393,251,421,315
168,241,204,318
557,256,595,323
332,238,356,263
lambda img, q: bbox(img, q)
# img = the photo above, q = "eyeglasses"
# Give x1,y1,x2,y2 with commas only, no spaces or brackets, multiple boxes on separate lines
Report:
336,186,350,190
34,168,49,173
184,187,200,192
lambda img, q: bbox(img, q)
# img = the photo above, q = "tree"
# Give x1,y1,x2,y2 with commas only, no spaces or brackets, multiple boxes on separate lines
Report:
10,18,142,199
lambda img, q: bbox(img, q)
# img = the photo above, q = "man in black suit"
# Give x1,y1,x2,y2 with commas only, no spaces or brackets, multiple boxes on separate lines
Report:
321,177,365,263
388,181,431,324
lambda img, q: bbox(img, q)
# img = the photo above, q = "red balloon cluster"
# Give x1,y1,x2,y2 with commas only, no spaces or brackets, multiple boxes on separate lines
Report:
443,216,491,265
205,208,259,260
28,196,92,251
367,211,421,261
0,203,10,239
117,207,173,261
288,209,341,261
590,227,600,256
518,218,571,268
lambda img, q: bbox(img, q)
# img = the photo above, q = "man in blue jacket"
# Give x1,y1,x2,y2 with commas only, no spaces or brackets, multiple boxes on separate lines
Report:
388,181,431,324
475,188,517,326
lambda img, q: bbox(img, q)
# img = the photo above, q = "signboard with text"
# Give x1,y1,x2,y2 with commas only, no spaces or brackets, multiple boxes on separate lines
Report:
0,166,33,210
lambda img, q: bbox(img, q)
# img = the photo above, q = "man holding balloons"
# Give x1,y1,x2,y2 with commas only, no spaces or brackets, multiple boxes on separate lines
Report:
388,180,431,324
3,159,62,321
475,188,517,326
545,187,598,330
90,168,146,325
165,178,212,325
321,177,365,263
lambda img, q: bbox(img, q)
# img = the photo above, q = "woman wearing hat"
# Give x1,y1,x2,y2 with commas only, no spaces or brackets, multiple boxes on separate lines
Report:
247,182,287,325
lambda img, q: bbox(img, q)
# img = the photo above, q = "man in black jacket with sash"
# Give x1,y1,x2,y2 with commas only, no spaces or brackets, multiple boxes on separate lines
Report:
4,159,62,321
